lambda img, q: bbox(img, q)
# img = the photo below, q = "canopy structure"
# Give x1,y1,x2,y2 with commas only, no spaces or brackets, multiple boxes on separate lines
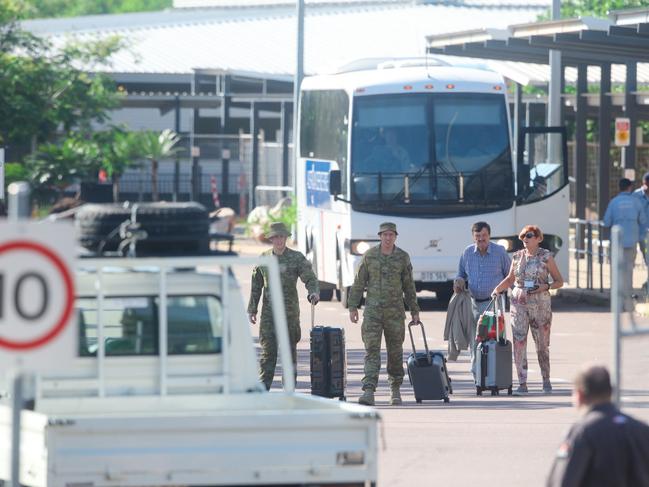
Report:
427,11,649,221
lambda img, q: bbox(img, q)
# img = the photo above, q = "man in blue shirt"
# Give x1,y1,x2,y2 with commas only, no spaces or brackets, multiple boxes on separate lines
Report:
604,178,647,310
454,221,511,378
632,172,649,290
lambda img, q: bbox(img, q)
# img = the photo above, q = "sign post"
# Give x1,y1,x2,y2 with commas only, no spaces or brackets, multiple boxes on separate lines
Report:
2,183,76,487
615,117,632,177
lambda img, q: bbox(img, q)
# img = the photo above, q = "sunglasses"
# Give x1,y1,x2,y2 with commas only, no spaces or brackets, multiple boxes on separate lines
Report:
522,232,536,239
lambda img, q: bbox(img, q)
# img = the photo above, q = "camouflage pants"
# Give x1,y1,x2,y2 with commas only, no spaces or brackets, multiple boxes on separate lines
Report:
361,311,405,391
511,299,552,385
259,317,301,390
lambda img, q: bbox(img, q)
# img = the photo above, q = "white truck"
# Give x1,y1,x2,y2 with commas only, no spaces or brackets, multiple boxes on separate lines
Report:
0,255,379,487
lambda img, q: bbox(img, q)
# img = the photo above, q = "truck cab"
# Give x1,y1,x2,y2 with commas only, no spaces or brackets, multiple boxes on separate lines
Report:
0,255,379,487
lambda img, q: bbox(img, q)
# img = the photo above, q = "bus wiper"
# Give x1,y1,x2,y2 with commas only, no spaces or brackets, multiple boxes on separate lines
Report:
391,163,432,202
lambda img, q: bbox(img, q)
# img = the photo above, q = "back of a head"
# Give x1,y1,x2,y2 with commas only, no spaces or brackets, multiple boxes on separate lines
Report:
619,178,633,192
574,364,613,405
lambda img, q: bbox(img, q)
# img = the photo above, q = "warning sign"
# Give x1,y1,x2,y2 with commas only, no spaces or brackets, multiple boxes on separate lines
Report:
615,118,631,147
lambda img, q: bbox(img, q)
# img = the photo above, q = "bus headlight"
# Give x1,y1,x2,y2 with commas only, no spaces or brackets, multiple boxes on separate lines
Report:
496,238,514,251
349,240,376,255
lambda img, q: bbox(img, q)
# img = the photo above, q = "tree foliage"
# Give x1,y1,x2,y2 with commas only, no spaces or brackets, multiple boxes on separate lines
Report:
139,129,181,201
21,0,172,19
1,0,125,166
539,0,649,19
25,136,101,195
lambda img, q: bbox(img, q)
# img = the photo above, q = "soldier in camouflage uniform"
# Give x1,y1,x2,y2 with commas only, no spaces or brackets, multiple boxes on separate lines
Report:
348,222,420,406
248,222,319,390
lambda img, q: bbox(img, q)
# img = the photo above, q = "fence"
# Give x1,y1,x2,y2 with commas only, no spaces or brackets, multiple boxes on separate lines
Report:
569,218,607,291
117,134,294,213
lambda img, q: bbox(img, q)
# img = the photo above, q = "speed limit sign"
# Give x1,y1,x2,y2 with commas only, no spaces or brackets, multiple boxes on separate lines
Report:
0,221,76,372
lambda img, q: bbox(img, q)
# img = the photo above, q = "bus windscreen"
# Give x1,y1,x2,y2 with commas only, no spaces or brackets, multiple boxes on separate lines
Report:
351,93,514,216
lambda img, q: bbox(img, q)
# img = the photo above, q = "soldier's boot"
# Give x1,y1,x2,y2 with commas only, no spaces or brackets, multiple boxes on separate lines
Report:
390,386,402,406
358,388,375,406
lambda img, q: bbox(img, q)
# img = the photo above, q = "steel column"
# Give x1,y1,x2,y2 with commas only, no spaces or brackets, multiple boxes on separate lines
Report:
281,101,291,187
174,95,180,201
598,63,612,222
250,102,260,209
575,63,588,223
221,75,231,134
624,61,637,170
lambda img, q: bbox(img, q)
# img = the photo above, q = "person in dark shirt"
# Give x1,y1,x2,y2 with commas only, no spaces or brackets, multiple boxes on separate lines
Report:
547,364,649,487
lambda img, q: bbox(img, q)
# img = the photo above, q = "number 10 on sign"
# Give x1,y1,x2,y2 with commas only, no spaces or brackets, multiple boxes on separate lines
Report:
0,222,76,372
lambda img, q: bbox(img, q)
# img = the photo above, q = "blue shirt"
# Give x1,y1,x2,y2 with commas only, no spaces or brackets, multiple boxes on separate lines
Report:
632,187,649,231
603,192,647,248
456,241,511,301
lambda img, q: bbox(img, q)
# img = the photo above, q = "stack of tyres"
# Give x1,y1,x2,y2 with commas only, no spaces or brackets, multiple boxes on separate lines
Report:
310,305,346,400
407,321,452,403
475,294,513,396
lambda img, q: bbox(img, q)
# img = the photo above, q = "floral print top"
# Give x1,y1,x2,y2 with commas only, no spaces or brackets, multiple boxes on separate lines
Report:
511,247,552,306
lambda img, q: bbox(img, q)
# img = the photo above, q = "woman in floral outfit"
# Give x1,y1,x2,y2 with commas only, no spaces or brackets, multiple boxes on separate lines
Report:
492,225,564,394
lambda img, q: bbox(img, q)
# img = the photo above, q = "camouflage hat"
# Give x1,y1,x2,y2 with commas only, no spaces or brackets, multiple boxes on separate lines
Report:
267,222,291,238
378,222,398,235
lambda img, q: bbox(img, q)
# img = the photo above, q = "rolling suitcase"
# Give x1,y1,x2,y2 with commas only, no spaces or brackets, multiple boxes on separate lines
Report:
475,294,513,396
310,304,346,400
407,320,452,403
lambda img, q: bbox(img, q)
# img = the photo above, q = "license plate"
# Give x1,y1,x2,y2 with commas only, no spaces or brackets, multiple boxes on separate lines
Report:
419,271,448,282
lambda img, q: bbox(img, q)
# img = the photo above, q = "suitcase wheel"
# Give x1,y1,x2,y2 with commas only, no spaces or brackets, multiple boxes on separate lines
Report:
443,397,450,403
339,396,347,402
508,386,513,396
476,387,482,396
416,398,422,404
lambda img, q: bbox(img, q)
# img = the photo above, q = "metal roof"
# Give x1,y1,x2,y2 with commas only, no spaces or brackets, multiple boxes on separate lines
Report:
427,13,649,65
24,2,546,80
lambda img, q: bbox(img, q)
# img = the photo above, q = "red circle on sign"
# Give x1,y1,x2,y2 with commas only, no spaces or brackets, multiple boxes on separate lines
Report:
0,240,74,350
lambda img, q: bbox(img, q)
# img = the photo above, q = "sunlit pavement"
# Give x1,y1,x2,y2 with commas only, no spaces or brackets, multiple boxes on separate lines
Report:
233,235,649,487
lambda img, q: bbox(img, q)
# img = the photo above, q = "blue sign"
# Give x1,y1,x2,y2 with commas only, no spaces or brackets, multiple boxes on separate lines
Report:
305,160,332,209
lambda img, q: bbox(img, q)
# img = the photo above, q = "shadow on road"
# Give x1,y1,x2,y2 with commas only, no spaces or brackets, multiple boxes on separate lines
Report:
259,348,584,411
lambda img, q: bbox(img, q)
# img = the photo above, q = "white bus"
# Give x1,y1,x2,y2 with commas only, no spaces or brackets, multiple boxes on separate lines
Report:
296,59,569,305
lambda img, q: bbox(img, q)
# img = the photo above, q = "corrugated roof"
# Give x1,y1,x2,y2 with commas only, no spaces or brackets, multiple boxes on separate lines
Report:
27,2,547,78
173,0,551,7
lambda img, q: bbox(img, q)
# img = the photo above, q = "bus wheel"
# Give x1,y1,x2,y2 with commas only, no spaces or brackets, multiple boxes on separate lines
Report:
336,260,349,308
336,286,349,308
436,282,454,306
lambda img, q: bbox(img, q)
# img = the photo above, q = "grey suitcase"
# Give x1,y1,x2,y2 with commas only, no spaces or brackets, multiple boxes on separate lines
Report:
406,321,452,403
475,294,513,396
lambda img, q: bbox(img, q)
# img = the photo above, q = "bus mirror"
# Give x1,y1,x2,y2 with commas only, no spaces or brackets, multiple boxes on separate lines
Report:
329,170,342,196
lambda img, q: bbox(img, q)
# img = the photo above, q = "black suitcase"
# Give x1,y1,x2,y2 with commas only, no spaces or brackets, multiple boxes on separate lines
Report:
310,305,346,400
407,320,452,403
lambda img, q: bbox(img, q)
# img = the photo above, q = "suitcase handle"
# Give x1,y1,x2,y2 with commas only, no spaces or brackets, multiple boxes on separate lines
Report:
311,303,315,329
408,320,431,364
493,293,507,341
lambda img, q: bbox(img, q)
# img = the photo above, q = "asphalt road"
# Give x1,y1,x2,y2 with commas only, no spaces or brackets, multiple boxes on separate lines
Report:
233,241,649,487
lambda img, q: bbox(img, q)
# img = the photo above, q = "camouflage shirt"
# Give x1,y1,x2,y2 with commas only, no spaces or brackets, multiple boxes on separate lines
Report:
247,247,319,322
348,245,419,318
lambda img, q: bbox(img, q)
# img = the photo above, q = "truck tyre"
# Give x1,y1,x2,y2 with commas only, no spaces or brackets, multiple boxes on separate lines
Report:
76,202,210,256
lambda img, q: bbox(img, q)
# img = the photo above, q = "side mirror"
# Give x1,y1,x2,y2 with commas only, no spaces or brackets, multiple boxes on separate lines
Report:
329,170,342,196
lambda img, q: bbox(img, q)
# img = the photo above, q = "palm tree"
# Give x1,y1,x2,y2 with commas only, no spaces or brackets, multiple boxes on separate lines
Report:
95,127,143,202
139,129,181,201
